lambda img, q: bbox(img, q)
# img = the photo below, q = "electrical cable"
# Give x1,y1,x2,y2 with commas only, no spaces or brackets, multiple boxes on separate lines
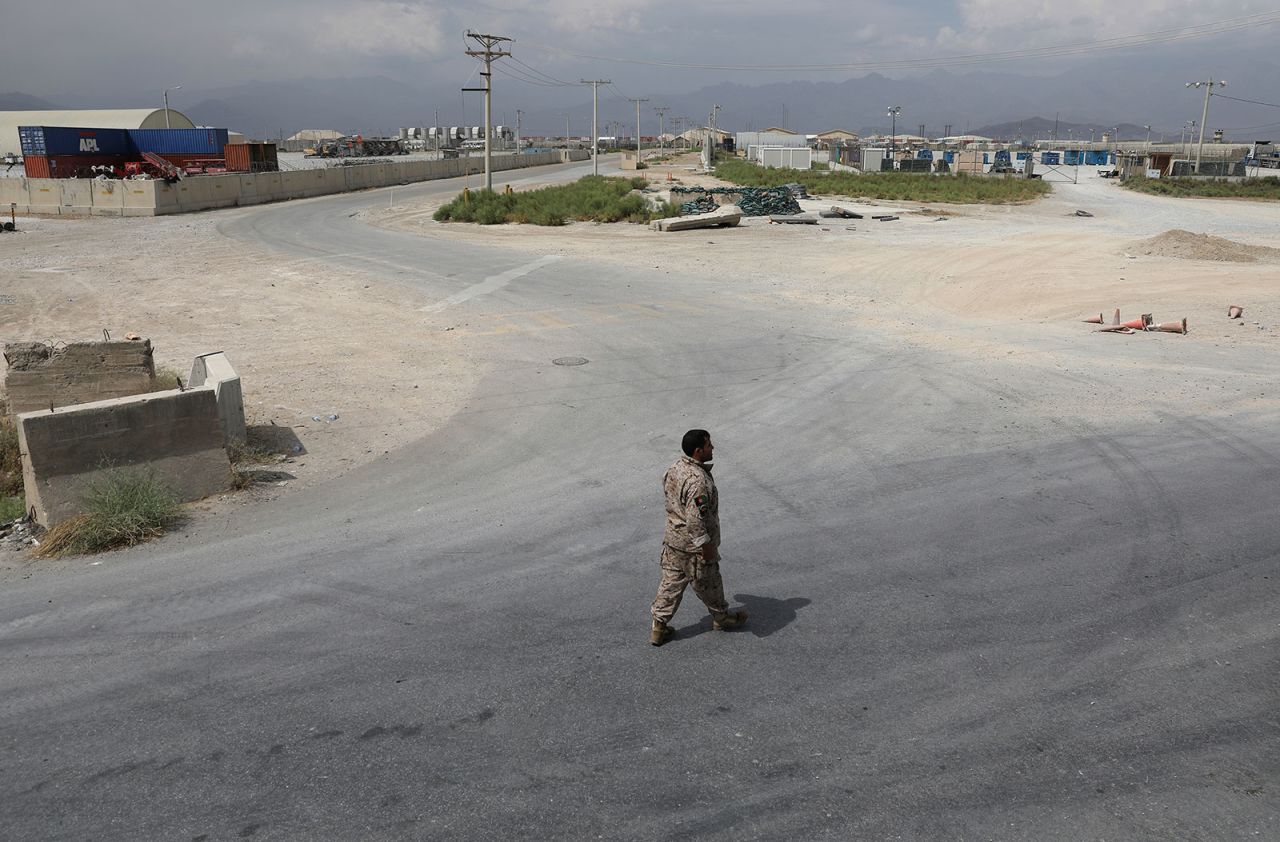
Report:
493,63,574,88
1214,93,1280,109
523,11,1280,72
507,56,578,87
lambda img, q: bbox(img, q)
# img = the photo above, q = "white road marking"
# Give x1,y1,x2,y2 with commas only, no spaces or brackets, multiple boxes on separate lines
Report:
421,255,562,313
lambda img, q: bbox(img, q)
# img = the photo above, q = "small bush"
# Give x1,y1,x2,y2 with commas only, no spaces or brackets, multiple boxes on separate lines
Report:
0,496,25,522
1122,175,1280,199
153,367,182,391
32,469,182,558
713,157,1051,204
435,176,669,225
0,412,21,500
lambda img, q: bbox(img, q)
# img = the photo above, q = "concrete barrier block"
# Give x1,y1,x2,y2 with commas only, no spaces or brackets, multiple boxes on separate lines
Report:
27,179,61,215
91,179,124,215
59,180,93,215
16,387,231,526
188,351,245,444
4,340,156,414
122,180,159,216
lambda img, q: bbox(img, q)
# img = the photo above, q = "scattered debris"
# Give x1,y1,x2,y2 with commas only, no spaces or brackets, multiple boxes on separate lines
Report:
1228,305,1244,319
769,214,819,225
1089,310,1187,336
873,215,900,222
652,205,743,232
1147,319,1189,334
820,206,863,219
0,515,42,552
1074,210,1094,217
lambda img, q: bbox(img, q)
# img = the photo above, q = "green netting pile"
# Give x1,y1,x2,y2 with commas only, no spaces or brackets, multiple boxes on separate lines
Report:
670,186,802,216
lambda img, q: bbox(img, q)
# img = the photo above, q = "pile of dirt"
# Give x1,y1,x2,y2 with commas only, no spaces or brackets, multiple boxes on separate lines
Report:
1131,229,1280,263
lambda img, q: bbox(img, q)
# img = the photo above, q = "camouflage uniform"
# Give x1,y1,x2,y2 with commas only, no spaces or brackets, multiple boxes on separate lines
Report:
652,455,731,624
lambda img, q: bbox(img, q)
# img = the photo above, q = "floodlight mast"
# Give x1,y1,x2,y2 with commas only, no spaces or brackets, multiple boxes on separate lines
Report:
1185,78,1225,174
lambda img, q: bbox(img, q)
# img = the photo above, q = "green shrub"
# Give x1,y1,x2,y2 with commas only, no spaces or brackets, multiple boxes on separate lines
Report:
0,496,24,522
712,157,1050,203
0,413,20,500
33,469,182,558
435,176,669,225
153,367,182,391
1122,175,1280,199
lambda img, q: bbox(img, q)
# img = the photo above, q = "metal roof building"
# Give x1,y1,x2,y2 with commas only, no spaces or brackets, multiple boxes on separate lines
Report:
0,108,196,157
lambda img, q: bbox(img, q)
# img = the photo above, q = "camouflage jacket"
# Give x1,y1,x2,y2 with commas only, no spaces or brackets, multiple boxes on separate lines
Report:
662,455,720,554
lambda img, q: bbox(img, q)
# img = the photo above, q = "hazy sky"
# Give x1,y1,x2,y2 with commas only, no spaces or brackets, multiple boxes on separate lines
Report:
4,0,1277,103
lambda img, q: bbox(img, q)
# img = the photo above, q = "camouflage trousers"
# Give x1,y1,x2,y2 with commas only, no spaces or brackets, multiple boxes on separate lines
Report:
652,544,729,625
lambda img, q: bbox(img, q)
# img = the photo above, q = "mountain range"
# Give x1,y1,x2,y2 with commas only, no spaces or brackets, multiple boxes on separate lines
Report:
6,55,1280,142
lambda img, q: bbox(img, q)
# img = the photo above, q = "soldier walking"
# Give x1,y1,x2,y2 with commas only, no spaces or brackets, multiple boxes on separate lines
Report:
651,429,748,646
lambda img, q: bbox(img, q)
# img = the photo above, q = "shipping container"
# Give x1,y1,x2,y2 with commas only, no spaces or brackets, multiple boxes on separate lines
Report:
19,126,132,156
128,128,230,155
41,155,130,178
224,142,279,173
22,154,50,178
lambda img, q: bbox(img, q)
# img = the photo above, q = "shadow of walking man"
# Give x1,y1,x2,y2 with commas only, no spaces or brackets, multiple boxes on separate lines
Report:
732,593,810,638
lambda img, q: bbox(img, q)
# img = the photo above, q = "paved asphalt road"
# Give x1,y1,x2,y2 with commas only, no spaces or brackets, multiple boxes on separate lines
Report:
2,160,1277,840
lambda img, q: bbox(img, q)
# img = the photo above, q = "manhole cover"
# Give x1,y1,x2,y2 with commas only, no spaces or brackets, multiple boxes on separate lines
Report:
552,356,589,366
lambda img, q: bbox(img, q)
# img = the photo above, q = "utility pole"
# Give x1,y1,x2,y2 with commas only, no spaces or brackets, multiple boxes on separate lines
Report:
434,107,439,156
464,31,511,190
1186,78,1226,174
887,105,901,163
516,109,523,151
654,106,668,156
629,97,649,159
581,79,610,176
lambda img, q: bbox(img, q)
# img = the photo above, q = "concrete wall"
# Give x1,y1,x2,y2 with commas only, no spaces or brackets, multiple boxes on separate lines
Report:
4,340,155,415
188,352,245,445
2,150,591,216
16,387,231,526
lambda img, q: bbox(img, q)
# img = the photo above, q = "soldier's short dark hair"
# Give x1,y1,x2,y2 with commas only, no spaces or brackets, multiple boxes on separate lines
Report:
682,429,710,456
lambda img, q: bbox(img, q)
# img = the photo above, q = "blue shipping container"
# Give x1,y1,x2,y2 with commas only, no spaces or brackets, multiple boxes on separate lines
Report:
1042,151,1061,165
18,126,131,156
128,128,230,155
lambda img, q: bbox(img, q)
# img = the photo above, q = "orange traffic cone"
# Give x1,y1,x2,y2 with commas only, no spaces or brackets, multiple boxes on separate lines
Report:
1112,308,1121,326
1121,313,1152,330
1150,318,1188,334
1095,325,1135,334
1228,305,1243,319
1082,313,1104,324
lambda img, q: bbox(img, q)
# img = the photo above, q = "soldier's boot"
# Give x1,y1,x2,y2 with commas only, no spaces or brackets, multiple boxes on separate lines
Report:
650,620,675,646
712,610,748,631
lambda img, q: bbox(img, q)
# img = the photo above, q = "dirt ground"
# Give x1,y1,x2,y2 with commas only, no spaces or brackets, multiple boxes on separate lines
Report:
4,152,1279,521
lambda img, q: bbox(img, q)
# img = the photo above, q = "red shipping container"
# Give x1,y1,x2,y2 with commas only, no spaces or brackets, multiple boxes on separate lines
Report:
23,155,51,178
224,144,251,172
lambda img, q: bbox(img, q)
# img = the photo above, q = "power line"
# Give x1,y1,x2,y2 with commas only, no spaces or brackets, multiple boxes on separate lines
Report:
492,62,572,88
507,56,578,87
1215,92,1280,109
524,11,1280,72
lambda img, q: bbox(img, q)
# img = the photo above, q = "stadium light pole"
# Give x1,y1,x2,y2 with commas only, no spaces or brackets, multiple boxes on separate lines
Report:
887,106,901,166
1186,79,1226,174
163,86,182,129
